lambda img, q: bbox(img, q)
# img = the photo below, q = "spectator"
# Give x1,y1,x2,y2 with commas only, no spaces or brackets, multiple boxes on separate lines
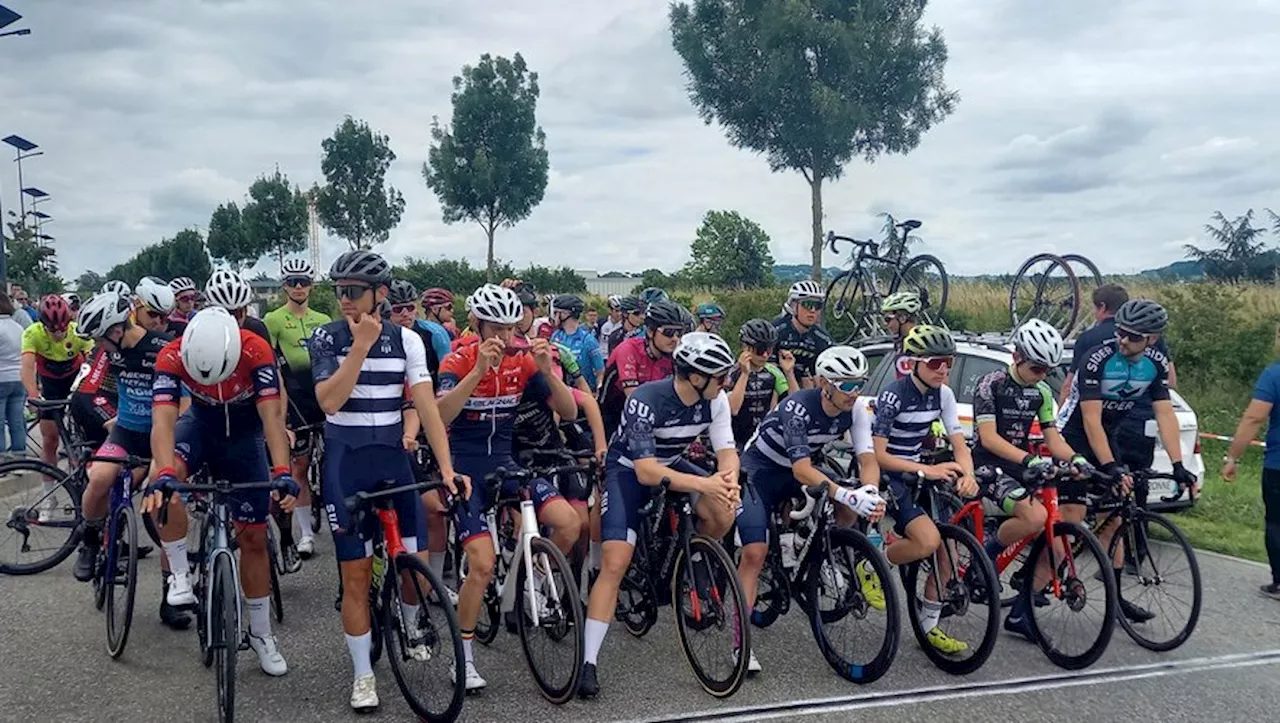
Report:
1222,328,1280,600
585,308,599,337
10,285,37,322
0,292,27,454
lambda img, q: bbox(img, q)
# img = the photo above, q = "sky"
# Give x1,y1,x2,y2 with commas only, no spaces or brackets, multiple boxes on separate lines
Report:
2,0,1279,282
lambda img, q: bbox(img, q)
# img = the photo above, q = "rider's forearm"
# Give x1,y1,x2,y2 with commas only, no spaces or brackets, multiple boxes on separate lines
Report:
856,453,880,489
1082,411,1115,466
1154,403,1182,466
791,458,831,488
402,408,421,440
21,355,38,398
950,436,975,475
576,394,608,452
259,399,291,472
150,405,179,474
412,384,456,479
727,375,748,414
976,422,1033,466
545,371,578,421
714,448,739,480
435,367,485,424
874,442,927,475
632,458,704,491
315,343,372,415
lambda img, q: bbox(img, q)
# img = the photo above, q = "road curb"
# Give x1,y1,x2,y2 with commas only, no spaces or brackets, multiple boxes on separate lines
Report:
1190,545,1270,570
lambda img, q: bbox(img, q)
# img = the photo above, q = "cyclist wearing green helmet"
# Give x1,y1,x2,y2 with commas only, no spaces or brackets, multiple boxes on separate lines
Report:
694,302,725,334
882,291,922,379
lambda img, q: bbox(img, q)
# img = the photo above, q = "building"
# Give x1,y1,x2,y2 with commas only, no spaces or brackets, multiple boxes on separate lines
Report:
578,269,637,297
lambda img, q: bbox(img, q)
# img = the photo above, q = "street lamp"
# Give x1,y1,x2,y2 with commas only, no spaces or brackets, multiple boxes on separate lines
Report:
0,133,40,284
0,4,29,39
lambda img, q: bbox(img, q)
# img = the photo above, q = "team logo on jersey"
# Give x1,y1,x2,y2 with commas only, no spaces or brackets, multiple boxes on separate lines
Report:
1016,397,1030,411
692,406,702,424
256,367,276,386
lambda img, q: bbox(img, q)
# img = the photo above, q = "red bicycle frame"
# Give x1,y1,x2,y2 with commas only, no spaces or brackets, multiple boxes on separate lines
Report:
376,508,409,558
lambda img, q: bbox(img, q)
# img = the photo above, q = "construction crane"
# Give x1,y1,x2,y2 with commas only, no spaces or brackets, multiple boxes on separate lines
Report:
307,196,321,275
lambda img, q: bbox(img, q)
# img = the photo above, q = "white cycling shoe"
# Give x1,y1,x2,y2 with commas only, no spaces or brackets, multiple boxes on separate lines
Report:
350,673,379,712
249,634,288,676
295,535,315,558
166,571,197,606
452,661,487,692
747,649,762,674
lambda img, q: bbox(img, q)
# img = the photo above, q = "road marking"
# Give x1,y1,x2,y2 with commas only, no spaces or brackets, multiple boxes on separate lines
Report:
631,649,1280,723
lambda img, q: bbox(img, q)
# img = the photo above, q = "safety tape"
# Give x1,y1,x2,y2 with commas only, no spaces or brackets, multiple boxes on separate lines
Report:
1198,432,1266,449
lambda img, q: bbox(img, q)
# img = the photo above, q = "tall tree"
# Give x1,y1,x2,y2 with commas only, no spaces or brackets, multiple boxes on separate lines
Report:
244,169,309,270
3,222,62,294
682,210,776,289
206,201,259,271
670,0,958,280
424,53,550,281
74,270,106,293
315,116,406,250
1185,210,1276,282
106,228,213,288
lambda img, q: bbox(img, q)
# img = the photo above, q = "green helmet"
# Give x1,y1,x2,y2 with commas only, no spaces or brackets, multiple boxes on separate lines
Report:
881,291,922,315
695,302,725,321
902,324,955,357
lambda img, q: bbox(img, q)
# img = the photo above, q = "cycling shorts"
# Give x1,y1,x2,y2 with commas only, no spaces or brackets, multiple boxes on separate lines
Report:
884,472,929,537
323,441,420,563
70,392,113,446
735,464,799,546
452,455,560,548
96,426,151,462
979,471,1030,514
174,413,270,525
600,458,709,545
36,376,74,420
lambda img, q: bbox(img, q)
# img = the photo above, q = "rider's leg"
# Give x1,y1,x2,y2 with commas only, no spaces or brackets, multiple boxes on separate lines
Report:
38,417,58,467
536,494,581,554
291,450,314,546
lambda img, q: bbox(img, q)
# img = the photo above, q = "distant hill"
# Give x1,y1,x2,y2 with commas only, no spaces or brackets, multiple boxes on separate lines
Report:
773,263,843,284
1138,259,1204,280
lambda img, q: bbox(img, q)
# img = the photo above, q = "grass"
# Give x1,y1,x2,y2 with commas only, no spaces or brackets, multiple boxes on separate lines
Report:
1178,439,1268,563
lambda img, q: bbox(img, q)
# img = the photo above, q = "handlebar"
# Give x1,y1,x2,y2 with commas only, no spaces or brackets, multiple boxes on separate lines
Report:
517,447,599,468
343,477,456,516
158,479,276,525
789,484,826,521
1091,466,1193,504
26,397,71,411
485,459,599,488
825,231,877,256
87,454,151,469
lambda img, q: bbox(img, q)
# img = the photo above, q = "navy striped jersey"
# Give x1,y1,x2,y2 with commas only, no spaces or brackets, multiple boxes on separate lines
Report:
310,318,431,450
606,378,734,469
742,388,873,471
870,376,962,460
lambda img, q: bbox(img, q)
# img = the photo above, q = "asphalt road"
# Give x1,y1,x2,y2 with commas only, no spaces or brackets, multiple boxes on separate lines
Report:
2,517,1279,723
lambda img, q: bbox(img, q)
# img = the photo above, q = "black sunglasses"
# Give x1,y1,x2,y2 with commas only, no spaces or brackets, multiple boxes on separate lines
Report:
283,277,312,288
335,283,371,300
391,303,416,314
658,326,684,339
1117,329,1146,344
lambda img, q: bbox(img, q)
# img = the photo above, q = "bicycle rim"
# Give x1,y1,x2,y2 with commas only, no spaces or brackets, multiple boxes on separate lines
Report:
517,537,584,704
106,506,139,659
1027,521,1116,669
903,524,999,675
1110,510,1202,651
384,553,465,722
1009,253,1079,334
806,527,899,684
0,459,83,575
672,535,750,698
214,555,238,722
893,254,949,325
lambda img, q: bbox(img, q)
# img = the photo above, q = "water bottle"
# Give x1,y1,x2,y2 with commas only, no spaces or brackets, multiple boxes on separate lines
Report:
371,553,387,591
866,522,884,552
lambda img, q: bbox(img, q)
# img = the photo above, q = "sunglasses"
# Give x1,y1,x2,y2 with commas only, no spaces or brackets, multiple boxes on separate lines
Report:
920,356,954,371
1117,329,1147,344
799,300,824,311
657,326,684,339
138,308,164,321
335,283,371,300
833,379,866,394
1026,363,1052,375
751,344,774,356
177,293,198,303
283,277,312,288
883,315,900,326
391,303,416,315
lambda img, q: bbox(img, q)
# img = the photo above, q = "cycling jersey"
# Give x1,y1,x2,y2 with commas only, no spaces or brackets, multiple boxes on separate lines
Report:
263,305,331,377
970,366,1055,472
870,376,962,461
1071,318,1171,436
552,325,605,391
1058,341,1171,440
606,324,643,354
412,319,452,378
165,310,189,338
110,330,172,433
772,318,832,385
437,342,549,458
599,335,673,437
153,329,280,428
74,346,118,399
726,362,787,447
22,322,93,379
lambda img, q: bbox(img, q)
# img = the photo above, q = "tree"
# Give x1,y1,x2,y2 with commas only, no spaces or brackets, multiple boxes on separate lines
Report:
106,228,213,288
424,53,550,281
682,210,775,289
631,268,688,294
670,0,958,280
395,257,512,295
518,264,587,294
206,202,259,271
315,116,406,250
244,169,309,270
4,222,62,294
74,270,105,293
1184,210,1277,282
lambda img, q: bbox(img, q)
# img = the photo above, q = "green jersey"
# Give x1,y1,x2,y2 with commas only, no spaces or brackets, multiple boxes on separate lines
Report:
263,305,332,377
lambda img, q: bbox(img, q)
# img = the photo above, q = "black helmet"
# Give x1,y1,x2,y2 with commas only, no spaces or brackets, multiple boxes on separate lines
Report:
739,318,778,348
388,279,418,306
645,300,693,330
378,298,393,320
616,295,644,314
329,249,391,285
552,294,585,318
639,287,669,307
1114,299,1168,335
512,281,538,307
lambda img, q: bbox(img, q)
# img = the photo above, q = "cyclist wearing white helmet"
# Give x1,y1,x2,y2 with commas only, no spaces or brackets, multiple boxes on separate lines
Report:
774,280,832,389
133,276,175,333
204,269,272,343
100,280,131,298
166,276,198,335
141,306,298,678
599,294,624,346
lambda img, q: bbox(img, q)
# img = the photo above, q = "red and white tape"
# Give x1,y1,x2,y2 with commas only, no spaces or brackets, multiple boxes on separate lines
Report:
1198,432,1266,448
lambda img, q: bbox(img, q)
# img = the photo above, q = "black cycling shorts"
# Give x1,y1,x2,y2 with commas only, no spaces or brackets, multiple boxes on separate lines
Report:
36,376,75,421
70,392,113,446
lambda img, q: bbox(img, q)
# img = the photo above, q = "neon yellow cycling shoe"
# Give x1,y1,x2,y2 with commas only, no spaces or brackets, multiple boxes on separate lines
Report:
857,561,886,612
926,626,969,655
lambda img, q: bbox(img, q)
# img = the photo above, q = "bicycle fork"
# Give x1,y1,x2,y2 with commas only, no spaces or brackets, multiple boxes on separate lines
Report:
499,500,561,627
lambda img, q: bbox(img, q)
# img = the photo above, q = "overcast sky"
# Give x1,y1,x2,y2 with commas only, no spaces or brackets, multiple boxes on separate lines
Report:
2,0,1278,280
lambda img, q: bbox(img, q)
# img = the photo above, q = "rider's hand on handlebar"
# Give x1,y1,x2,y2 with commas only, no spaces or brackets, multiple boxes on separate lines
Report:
1069,455,1095,479
401,435,419,453
141,470,180,516
271,472,300,513
1171,461,1199,495
1100,461,1132,494
921,461,962,482
955,474,979,498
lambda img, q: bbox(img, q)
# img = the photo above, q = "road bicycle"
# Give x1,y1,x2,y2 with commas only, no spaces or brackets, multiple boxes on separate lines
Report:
823,219,949,342
1009,253,1083,336
85,452,151,659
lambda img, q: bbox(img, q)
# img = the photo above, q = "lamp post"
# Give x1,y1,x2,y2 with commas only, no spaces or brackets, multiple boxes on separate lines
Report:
0,4,30,39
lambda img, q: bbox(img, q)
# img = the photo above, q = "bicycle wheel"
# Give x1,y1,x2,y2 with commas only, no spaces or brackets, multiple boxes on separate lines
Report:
516,537,584,704
903,523,999,675
672,534,750,698
751,552,790,629
384,553,465,722
806,527,899,684
141,510,162,548
1025,521,1116,670
1061,253,1103,289
0,459,83,575
308,453,325,535
824,270,869,342
212,553,239,722
1109,509,1201,651
893,254,950,325
1009,253,1080,335
618,564,658,637
105,505,140,659
369,590,384,666
266,519,284,623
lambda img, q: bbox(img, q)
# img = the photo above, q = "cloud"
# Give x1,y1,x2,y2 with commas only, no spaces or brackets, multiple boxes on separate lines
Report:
2,0,1280,283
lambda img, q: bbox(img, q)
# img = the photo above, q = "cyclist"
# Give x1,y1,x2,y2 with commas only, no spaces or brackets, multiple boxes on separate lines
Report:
205,269,271,342
604,295,644,353
694,302,725,334
263,259,331,560
1056,299,1197,622
870,324,978,655
599,295,624,347
134,276,176,333
580,331,740,697
598,300,692,438
61,292,81,316
386,280,442,380
166,277,198,335
310,249,461,712
415,287,455,378
142,306,298,677
639,286,669,308
101,280,131,298
773,280,832,389
22,294,93,481
735,345,886,674
551,293,605,392
436,283,579,692
726,318,790,448
881,291,922,379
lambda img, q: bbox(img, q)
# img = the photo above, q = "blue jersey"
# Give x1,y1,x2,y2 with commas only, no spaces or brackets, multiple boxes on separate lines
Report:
552,326,605,391
606,379,734,469
743,388,872,471
111,330,172,433
870,376,962,461
311,318,432,450
414,319,453,370
1058,340,1171,439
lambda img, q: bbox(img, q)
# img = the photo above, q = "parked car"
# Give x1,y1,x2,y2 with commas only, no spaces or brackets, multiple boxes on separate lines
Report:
850,332,1203,511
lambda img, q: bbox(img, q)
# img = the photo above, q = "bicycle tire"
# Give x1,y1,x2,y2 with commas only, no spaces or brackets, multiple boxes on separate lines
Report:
824,269,860,322
213,553,239,723
0,458,83,575
198,516,216,669
105,505,140,659
308,452,325,535
1061,253,1103,289
806,527,899,684
384,552,465,722
903,523,999,675
1026,521,1116,670
751,553,789,629
265,518,285,623
369,589,384,665
516,537,583,704
141,510,162,548
619,569,658,637
892,254,950,325
672,534,750,698
1109,509,1201,652
1009,253,1080,335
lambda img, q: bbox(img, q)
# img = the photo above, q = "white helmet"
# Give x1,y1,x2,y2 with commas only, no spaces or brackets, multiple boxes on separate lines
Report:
135,276,175,314
205,269,253,311
786,280,824,307
169,277,197,295
607,294,623,309
75,293,134,339
1011,318,1064,367
470,285,523,324
815,346,870,381
181,307,242,385
101,280,132,297
281,258,314,278
672,332,736,376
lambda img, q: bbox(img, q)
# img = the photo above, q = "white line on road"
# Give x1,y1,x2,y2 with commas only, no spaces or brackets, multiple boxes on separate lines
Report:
631,649,1280,723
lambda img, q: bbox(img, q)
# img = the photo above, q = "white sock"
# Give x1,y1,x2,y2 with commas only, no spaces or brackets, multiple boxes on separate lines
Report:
246,596,271,638
588,540,602,572
462,637,474,664
162,539,189,577
919,597,943,632
584,617,609,666
400,602,420,631
345,632,373,678
428,552,446,587
294,507,313,539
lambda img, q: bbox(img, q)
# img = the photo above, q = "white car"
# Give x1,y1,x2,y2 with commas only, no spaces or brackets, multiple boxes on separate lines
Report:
850,332,1203,511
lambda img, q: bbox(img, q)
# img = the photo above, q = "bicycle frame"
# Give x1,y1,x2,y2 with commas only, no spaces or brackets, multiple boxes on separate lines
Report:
199,497,243,650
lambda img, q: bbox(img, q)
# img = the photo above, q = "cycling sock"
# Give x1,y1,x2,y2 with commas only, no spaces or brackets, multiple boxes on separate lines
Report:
461,630,474,664
427,553,446,588
345,632,374,678
589,540,602,572
162,539,189,576
400,602,420,631
584,617,608,666
294,507,313,539
246,596,270,637
919,598,943,631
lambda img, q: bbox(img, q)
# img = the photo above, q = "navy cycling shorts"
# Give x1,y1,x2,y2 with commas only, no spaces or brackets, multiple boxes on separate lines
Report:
884,472,930,537
174,412,270,525
323,441,420,562
735,464,799,546
452,455,561,548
